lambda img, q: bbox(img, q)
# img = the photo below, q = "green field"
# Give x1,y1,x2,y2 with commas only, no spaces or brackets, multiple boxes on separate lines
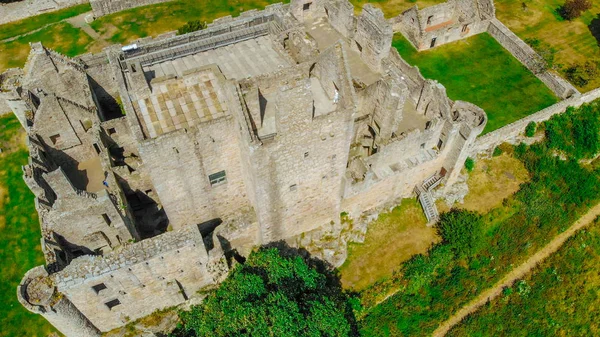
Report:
393,33,558,134
0,115,56,336
357,100,600,336
448,219,600,336
496,0,600,92
0,22,95,70
0,3,91,41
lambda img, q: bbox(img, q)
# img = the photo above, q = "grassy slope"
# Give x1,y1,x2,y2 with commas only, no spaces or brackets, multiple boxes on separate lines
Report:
393,32,558,134
358,101,600,336
495,0,600,92
0,3,91,41
0,115,56,337
448,220,600,337
339,199,439,291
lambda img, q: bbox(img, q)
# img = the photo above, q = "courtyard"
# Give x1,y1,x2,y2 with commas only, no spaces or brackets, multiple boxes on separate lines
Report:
393,32,558,134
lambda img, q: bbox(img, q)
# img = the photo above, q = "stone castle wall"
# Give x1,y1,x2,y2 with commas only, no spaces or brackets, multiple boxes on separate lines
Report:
471,88,600,154
90,0,167,17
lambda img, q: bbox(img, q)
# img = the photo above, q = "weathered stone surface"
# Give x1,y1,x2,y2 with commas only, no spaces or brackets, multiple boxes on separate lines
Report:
9,1,489,335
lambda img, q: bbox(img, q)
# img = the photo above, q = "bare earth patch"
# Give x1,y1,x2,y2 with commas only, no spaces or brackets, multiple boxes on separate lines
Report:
460,152,530,213
339,199,440,290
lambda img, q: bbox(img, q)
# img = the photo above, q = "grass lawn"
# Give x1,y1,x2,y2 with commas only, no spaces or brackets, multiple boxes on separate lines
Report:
349,0,446,17
448,219,600,336
0,3,91,41
339,199,439,291
0,22,95,70
496,0,600,92
89,0,286,45
0,115,57,337
393,32,558,134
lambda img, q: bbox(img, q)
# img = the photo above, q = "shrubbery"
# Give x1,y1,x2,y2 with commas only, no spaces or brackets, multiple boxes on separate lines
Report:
525,121,537,137
177,20,207,35
359,101,600,337
565,60,599,87
559,0,593,20
175,247,358,337
464,157,475,172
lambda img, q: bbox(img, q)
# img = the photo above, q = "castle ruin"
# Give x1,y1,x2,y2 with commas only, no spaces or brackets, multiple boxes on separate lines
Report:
1,0,487,335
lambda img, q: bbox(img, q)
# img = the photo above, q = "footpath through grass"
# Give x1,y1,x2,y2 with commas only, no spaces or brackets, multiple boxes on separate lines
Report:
393,32,558,134
448,218,600,336
357,100,600,336
0,115,56,336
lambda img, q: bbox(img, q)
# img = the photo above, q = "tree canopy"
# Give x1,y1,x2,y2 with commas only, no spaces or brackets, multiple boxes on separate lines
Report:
176,247,358,337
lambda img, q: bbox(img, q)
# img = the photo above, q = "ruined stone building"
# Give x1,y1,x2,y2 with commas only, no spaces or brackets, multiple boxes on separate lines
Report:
1,0,486,335
393,0,495,50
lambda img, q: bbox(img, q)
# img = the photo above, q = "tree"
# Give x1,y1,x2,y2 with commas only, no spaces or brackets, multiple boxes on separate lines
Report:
565,60,599,87
465,157,475,172
560,0,592,20
177,20,207,35
176,247,358,337
437,209,484,258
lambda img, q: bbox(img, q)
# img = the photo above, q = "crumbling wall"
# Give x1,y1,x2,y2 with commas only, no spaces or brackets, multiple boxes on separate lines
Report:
46,225,226,332
471,88,600,154
90,0,169,17
322,0,355,39
353,4,392,71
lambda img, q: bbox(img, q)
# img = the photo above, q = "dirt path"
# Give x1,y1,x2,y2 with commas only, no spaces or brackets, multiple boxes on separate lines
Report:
432,202,600,337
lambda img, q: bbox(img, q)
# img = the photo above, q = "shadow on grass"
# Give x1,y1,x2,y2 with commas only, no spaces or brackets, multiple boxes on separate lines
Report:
590,13,600,46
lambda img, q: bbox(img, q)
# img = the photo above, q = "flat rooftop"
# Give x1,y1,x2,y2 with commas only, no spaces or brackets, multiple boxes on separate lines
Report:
132,67,230,138
142,36,291,82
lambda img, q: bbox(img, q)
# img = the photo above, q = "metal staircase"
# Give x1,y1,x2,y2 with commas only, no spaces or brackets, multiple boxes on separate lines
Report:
415,171,444,224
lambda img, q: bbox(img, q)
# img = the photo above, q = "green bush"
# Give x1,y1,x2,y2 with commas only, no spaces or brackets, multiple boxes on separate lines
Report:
358,100,600,337
178,247,358,337
525,121,537,137
545,103,600,159
492,146,504,157
465,157,475,172
437,210,484,259
177,20,207,35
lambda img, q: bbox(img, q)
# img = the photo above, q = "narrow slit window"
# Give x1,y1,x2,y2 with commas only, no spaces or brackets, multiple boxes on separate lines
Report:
303,2,311,10
102,213,112,226
209,170,227,186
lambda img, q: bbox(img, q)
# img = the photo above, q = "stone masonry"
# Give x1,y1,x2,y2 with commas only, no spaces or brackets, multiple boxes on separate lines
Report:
3,1,487,335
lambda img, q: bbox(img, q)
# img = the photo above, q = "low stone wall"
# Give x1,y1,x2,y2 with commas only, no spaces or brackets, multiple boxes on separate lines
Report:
89,0,170,17
487,19,578,99
0,0,88,25
471,88,600,154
